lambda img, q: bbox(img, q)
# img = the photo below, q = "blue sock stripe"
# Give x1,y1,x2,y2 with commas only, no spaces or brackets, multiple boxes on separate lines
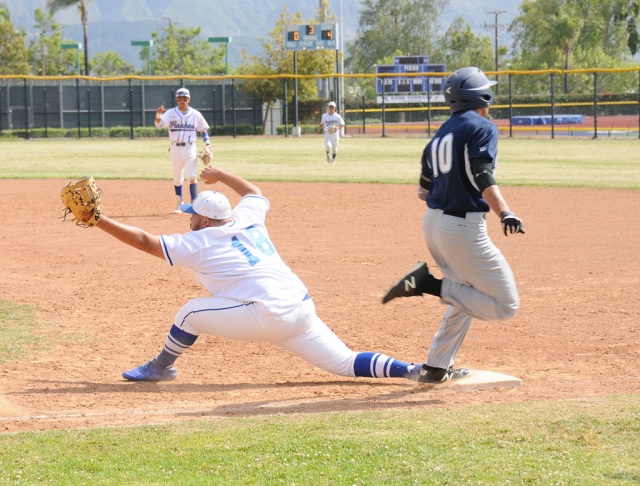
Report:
371,353,381,378
388,361,411,378
383,357,393,378
169,324,198,346
167,334,191,350
353,352,375,377
174,185,182,197
163,343,183,357
355,352,410,378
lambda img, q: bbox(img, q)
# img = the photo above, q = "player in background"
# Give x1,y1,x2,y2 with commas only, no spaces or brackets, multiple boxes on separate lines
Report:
381,67,525,385
82,165,418,383
155,88,211,213
316,101,345,165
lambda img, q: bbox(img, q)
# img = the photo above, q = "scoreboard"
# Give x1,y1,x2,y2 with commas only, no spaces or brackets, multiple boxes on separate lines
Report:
376,56,446,98
285,24,339,51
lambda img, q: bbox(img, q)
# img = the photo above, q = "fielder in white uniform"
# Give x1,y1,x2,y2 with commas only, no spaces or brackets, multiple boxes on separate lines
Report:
316,101,345,165
84,166,417,382
155,87,211,213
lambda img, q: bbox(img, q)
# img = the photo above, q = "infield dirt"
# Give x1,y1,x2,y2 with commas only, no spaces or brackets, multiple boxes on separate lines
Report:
0,180,639,432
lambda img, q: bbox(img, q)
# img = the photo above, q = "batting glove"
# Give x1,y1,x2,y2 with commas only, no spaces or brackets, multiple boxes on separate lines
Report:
500,211,525,236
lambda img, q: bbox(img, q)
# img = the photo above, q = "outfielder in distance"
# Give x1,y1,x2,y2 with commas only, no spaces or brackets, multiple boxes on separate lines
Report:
382,67,525,385
155,87,213,214
316,101,346,165
69,166,419,383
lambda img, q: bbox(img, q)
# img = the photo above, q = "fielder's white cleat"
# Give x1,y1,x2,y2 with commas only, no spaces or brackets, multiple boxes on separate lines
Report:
173,204,182,214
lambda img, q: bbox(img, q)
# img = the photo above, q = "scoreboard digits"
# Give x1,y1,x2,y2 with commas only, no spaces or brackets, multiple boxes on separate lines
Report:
285,23,338,51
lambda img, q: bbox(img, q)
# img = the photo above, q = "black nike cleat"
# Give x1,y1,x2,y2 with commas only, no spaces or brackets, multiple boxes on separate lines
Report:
382,261,434,304
406,363,470,384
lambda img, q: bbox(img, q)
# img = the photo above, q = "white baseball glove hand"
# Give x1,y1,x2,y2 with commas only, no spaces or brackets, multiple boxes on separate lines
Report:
328,126,337,133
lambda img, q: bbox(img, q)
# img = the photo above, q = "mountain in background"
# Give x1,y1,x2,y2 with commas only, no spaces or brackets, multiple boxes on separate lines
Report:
4,0,517,71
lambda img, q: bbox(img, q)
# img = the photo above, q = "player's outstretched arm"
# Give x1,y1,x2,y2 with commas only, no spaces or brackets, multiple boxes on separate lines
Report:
200,166,262,197
91,215,164,259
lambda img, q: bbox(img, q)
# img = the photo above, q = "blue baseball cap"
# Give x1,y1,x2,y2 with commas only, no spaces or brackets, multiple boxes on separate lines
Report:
180,191,232,220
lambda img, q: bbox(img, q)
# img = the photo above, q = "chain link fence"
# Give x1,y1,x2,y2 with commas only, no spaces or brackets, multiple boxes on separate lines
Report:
1,68,639,139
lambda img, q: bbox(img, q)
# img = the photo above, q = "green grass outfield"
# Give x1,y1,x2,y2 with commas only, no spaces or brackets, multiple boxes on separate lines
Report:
1,395,639,485
1,137,640,484
1,136,639,188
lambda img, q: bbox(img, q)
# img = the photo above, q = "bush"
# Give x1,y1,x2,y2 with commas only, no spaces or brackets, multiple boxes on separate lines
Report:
210,124,257,136
275,124,318,135
135,126,166,138
108,126,133,138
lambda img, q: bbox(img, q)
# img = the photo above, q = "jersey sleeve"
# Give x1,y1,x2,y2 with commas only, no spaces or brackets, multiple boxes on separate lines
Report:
195,110,210,133
232,195,270,224
159,233,204,267
337,114,345,126
467,122,498,161
421,144,434,179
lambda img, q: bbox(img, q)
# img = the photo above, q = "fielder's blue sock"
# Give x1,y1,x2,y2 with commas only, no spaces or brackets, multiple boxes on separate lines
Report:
174,185,183,198
333,154,337,160
353,352,410,378
189,183,198,202
155,324,199,367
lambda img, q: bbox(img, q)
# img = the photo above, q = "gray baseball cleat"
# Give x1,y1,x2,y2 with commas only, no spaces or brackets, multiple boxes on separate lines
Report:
405,363,470,384
382,261,435,304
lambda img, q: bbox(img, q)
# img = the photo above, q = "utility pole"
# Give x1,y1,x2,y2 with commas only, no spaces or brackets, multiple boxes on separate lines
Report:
483,10,508,94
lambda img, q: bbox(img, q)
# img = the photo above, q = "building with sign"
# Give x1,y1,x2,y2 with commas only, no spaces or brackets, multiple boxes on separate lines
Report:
375,56,446,103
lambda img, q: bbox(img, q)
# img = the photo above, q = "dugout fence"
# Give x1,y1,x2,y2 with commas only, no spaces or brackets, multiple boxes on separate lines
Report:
1,68,639,139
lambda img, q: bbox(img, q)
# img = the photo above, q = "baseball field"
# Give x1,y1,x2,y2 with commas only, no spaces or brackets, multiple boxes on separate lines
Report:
1,136,639,484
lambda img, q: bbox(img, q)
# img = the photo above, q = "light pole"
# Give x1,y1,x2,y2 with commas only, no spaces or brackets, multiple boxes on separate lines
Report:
339,0,345,115
208,37,232,74
61,42,82,75
131,40,154,75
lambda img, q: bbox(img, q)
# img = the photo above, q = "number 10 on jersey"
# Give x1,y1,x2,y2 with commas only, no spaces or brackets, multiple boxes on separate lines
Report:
429,134,453,176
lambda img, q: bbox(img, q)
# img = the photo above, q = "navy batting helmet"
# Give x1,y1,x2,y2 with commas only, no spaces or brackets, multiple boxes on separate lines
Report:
444,67,497,113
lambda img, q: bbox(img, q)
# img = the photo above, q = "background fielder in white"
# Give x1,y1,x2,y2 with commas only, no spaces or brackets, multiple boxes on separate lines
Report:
82,166,417,382
155,87,211,213
316,101,345,165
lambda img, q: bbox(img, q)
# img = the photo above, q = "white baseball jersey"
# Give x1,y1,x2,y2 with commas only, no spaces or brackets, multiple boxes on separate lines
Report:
320,113,345,134
156,107,209,144
159,195,308,316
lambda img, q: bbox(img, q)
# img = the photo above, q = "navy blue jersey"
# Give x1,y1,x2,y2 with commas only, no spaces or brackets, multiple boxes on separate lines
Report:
422,109,498,213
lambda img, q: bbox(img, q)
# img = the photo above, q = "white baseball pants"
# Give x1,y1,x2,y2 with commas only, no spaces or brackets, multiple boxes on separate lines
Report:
174,297,358,377
324,133,340,154
422,208,519,369
170,144,198,185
